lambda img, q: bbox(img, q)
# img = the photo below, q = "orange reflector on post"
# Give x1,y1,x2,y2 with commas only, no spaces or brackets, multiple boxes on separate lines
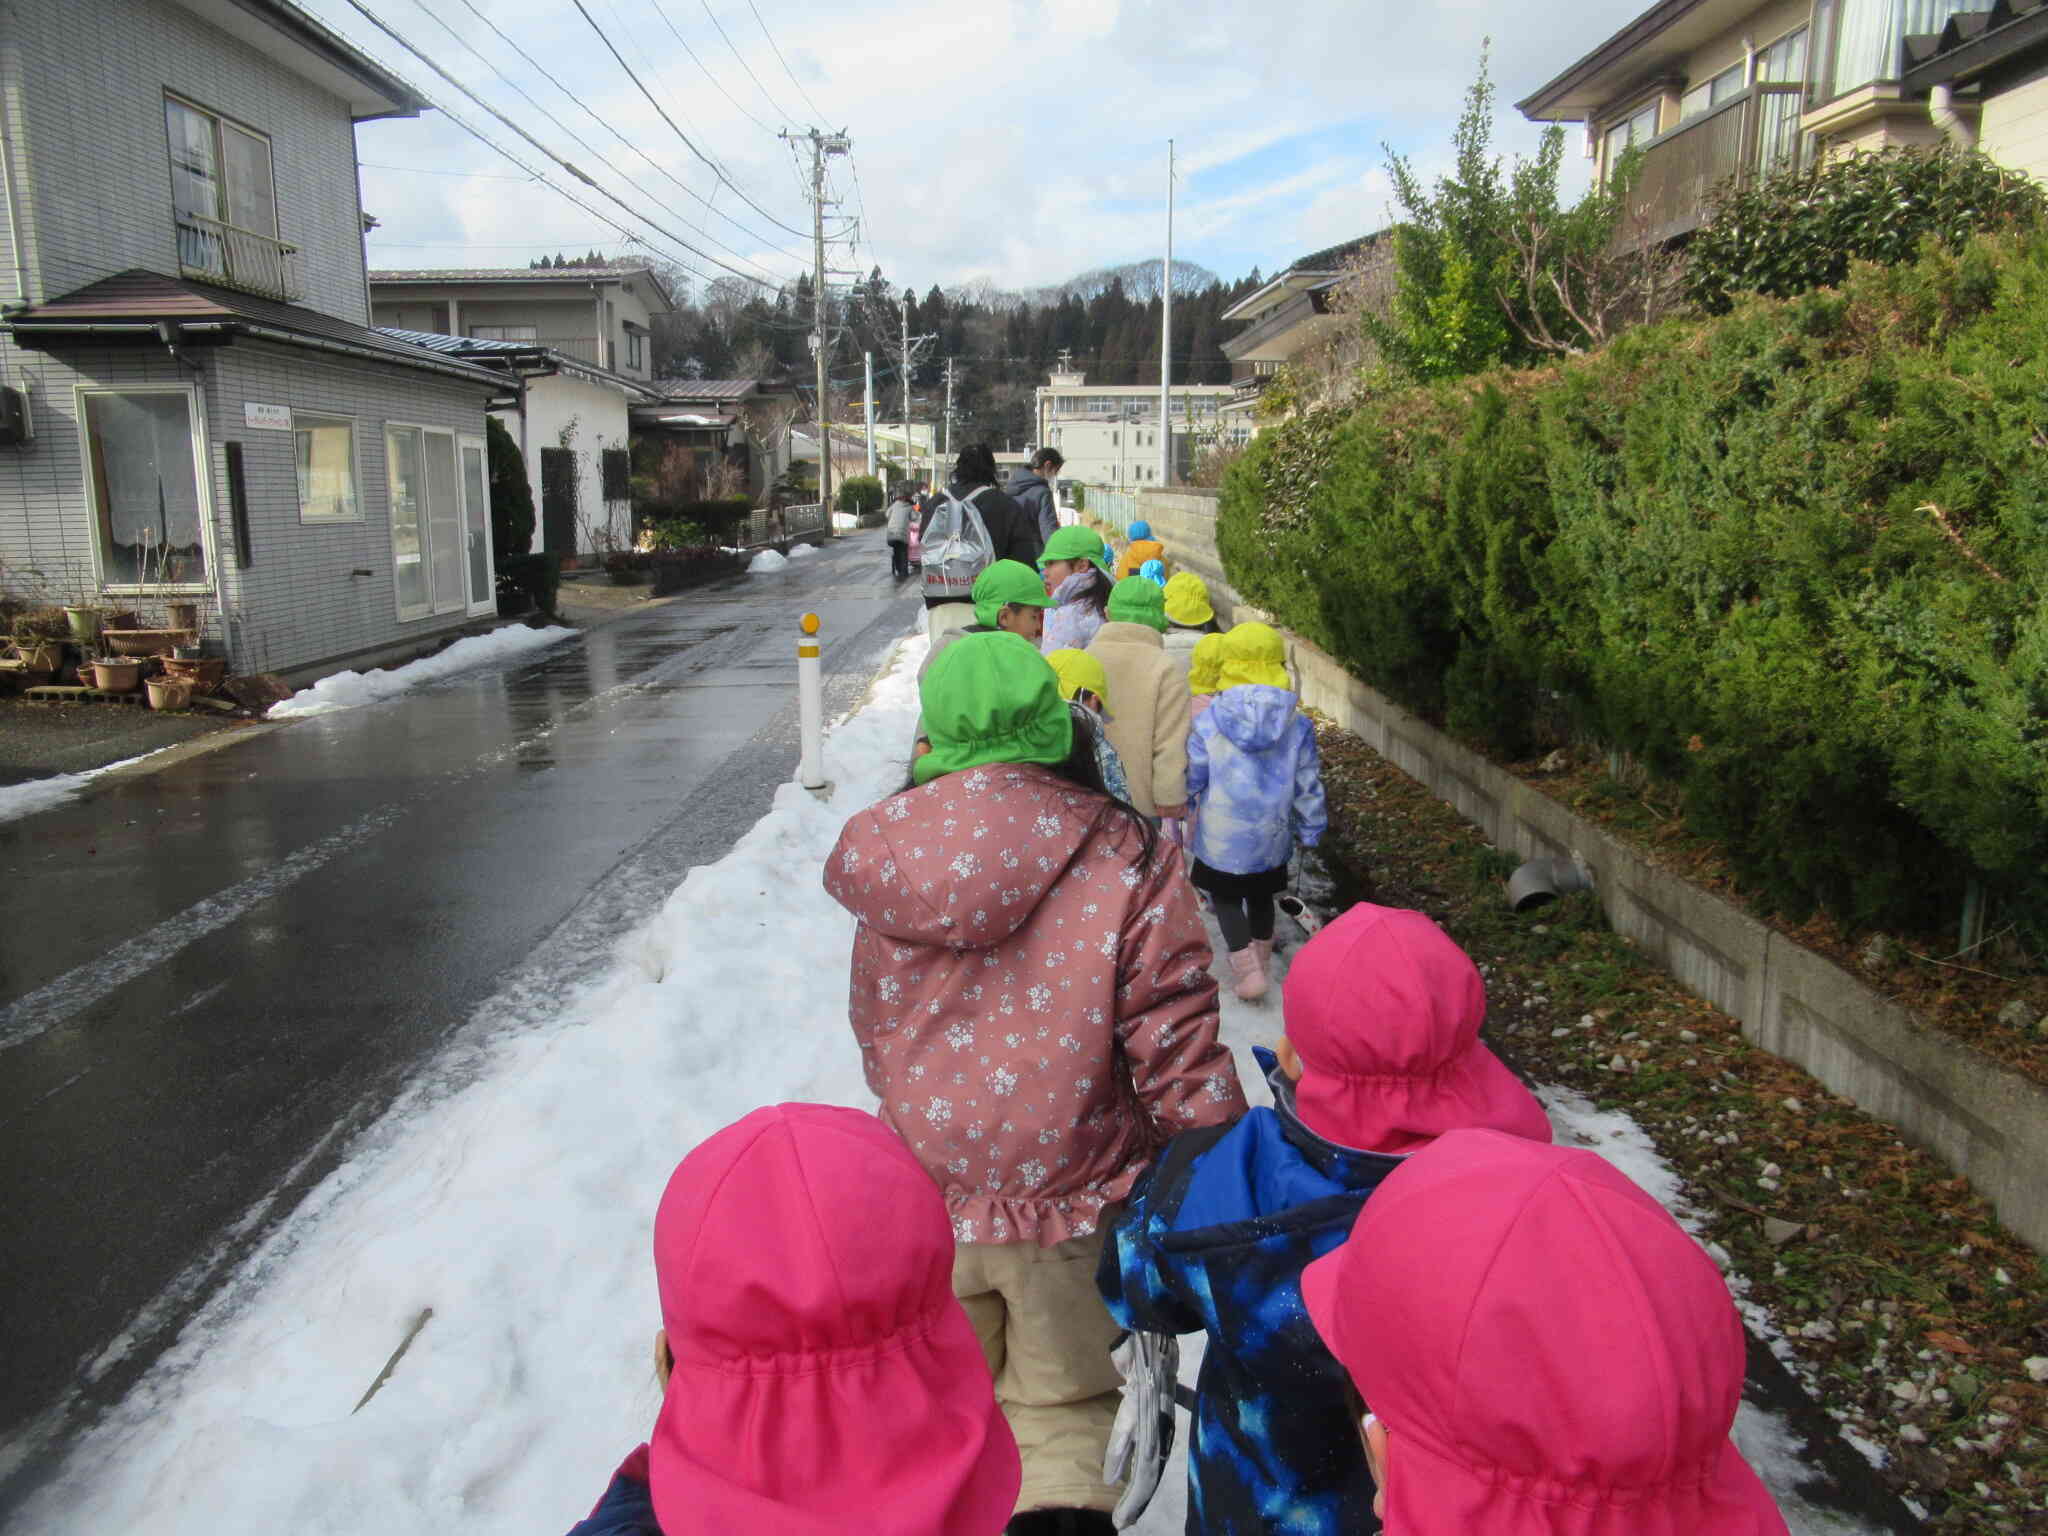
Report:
800,612,821,635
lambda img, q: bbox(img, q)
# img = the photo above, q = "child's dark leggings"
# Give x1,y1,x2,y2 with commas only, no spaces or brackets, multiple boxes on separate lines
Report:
1212,894,1276,953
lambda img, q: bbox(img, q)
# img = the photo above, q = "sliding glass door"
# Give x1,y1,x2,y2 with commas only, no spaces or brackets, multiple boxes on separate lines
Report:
387,424,494,621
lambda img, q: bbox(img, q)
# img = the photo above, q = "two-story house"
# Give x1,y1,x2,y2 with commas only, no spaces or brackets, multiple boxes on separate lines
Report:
0,0,513,679
1031,370,1234,488
1518,0,2027,248
368,266,675,556
1218,233,1389,437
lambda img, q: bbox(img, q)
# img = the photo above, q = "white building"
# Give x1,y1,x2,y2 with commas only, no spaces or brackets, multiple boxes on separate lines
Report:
1032,371,1234,488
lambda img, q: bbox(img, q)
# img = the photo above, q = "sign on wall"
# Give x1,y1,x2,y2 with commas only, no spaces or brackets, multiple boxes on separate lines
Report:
244,403,292,431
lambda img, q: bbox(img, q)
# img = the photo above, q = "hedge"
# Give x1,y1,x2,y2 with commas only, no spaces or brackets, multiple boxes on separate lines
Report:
1218,233,2048,943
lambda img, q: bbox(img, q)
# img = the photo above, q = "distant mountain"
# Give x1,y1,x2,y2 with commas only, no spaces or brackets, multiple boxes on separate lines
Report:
1032,259,1221,304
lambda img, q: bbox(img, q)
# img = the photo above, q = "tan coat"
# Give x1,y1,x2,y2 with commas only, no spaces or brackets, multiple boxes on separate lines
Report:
1087,621,1192,816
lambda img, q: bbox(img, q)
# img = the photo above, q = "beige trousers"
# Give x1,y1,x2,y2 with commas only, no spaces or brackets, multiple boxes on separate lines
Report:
953,1231,1124,1515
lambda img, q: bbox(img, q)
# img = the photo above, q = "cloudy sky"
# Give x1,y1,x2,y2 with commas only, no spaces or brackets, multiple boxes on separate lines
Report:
304,0,1656,298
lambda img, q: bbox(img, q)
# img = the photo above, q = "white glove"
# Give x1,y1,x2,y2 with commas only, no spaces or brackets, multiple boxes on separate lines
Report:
1103,1330,1180,1528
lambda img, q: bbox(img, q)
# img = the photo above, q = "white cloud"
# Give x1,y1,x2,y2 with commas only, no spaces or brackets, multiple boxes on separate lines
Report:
317,0,1652,291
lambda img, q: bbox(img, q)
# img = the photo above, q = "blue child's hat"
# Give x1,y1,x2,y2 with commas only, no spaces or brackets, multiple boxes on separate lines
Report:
1127,520,1152,540
1139,558,1167,587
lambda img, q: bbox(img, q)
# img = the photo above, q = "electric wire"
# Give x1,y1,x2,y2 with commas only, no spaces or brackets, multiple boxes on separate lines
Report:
566,0,813,241
647,0,778,135
745,0,827,123
340,0,787,288
700,0,795,128
332,4,780,293
429,0,809,269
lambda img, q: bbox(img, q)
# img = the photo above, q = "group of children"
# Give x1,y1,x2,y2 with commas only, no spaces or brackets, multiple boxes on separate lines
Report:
560,524,1792,1536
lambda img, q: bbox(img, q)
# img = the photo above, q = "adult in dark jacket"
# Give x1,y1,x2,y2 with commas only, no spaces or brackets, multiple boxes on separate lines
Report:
920,444,1044,659
1006,447,1065,544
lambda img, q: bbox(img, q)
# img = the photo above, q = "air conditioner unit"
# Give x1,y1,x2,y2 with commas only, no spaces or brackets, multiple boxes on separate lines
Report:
0,386,26,446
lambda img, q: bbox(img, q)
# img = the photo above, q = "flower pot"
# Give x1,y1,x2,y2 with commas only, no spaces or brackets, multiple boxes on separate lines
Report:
15,640,60,673
102,628,188,657
159,655,227,695
166,600,202,631
145,676,193,711
91,658,143,693
63,605,102,643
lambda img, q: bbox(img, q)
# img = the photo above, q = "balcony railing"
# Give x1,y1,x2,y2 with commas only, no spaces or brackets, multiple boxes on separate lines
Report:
1625,83,1809,246
533,335,605,367
176,212,302,302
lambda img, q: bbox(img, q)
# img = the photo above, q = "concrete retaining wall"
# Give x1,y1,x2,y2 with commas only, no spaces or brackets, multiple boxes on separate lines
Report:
1137,486,2048,1255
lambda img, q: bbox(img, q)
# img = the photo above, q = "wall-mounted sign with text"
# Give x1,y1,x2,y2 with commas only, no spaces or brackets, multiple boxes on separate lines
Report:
244,403,292,432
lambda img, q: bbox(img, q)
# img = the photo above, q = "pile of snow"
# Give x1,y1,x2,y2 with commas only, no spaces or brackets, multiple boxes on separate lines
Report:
20,633,1872,1534
787,542,819,559
268,626,575,721
0,751,160,828
831,511,859,530
745,547,788,573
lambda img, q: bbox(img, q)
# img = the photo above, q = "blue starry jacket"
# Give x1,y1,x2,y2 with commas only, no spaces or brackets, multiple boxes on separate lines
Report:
1098,1050,1401,1535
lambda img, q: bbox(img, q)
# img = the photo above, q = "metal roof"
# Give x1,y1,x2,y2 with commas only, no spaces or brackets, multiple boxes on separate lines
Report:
651,378,760,401
5,272,506,387
377,327,536,355
367,265,677,311
1902,0,2048,88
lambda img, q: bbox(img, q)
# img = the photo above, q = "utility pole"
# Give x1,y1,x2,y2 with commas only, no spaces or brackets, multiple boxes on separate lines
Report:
942,358,956,464
782,127,850,514
1160,137,1175,487
901,293,913,486
863,351,876,480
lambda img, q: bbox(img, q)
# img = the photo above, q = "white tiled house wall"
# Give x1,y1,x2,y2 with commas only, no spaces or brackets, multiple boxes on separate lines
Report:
1980,72,2048,183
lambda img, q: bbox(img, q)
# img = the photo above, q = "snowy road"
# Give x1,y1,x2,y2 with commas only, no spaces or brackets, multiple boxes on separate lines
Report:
6,604,1897,1533
0,534,917,1512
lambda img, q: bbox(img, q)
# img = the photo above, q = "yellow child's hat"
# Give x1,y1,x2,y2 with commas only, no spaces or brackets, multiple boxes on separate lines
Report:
1163,572,1214,628
1217,622,1291,691
1045,648,1112,714
1188,632,1227,695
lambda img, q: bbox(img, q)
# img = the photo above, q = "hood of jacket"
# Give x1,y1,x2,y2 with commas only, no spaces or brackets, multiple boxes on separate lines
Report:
1208,683,1301,752
827,763,1106,948
1005,469,1049,497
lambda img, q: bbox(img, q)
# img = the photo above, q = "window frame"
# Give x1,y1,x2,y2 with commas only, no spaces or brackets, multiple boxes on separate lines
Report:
1600,98,1663,183
162,91,279,240
385,419,467,622
75,383,216,596
293,410,361,525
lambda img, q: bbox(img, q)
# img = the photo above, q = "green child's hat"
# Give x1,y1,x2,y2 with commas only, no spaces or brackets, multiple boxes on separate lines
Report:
971,560,1057,629
1038,525,1113,577
915,631,1073,786
1105,575,1169,633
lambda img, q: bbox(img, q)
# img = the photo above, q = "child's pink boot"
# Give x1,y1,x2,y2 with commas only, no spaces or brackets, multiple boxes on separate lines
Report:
1227,946,1268,1002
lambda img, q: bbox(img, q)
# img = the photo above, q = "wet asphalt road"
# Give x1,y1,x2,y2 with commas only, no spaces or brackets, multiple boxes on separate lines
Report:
0,534,918,1503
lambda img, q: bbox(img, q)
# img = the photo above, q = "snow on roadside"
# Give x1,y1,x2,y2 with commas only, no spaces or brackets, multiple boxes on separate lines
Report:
831,511,858,530
267,626,575,720
746,547,788,573
0,750,160,827
787,542,818,559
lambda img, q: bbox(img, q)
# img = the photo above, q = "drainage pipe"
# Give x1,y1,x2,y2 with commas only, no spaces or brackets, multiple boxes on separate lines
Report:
1930,83,1978,150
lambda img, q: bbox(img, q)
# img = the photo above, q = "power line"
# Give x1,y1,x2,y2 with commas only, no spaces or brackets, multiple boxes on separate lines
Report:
746,0,827,123
426,0,807,271
360,160,534,180
339,0,786,288
567,0,813,242
647,0,777,134
700,0,794,128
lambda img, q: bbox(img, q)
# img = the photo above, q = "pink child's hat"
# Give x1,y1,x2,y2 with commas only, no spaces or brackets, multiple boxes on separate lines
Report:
649,1103,1020,1535
1282,902,1552,1154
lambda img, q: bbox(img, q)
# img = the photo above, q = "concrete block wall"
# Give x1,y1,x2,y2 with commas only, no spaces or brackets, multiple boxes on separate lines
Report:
1136,485,2048,1256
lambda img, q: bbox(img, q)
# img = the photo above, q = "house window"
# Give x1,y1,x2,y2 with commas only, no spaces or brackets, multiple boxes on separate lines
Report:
1757,26,1808,83
165,96,278,283
1816,0,1990,100
81,387,210,590
625,328,645,369
1679,63,1745,120
295,413,359,523
1601,100,1662,181
470,324,538,342
385,424,467,620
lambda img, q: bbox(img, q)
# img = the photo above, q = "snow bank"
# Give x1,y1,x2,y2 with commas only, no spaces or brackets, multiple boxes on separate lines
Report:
831,511,858,530
0,750,159,827
787,542,819,559
21,639,1869,1534
746,547,788,573
267,626,575,721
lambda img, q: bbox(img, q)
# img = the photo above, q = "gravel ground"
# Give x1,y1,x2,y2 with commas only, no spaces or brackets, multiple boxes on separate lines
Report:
0,697,231,785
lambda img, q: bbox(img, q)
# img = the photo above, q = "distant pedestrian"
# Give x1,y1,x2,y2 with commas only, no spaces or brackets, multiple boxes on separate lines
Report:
1007,447,1066,544
1038,525,1117,653
1115,520,1166,581
1186,622,1326,1001
921,445,1044,659
1087,577,1191,821
1302,1129,1792,1535
825,631,1246,1531
884,482,916,579
562,1103,1020,1536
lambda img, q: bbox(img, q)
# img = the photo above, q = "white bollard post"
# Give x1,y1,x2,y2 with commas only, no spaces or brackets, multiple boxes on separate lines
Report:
797,611,825,789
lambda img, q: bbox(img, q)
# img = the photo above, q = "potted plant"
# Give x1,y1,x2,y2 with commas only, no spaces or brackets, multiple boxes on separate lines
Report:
91,656,143,693
145,675,193,711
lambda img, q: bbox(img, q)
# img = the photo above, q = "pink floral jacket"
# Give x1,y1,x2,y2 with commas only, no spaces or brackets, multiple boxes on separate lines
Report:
824,763,1246,1246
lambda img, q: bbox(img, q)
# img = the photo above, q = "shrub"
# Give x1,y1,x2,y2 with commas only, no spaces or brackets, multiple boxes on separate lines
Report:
639,496,754,541
487,417,534,556
836,474,884,518
1220,233,2048,944
650,519,715,552
1686,147,2048,314
495,551,560,617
